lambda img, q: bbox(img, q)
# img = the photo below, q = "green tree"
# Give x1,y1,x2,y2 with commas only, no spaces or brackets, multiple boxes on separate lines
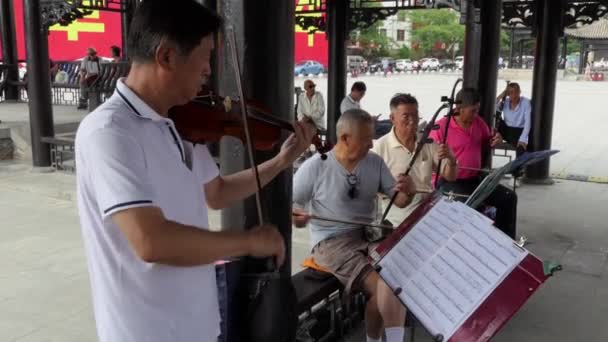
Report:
406,9,465,59
354,21,395,59
566,39,581,55
395,45,411,59
499,30,511,57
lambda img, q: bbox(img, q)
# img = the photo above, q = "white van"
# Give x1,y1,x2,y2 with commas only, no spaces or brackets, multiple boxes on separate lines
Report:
347,55,366,71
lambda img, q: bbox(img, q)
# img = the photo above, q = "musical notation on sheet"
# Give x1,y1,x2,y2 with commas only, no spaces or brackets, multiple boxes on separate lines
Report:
378,198,528,340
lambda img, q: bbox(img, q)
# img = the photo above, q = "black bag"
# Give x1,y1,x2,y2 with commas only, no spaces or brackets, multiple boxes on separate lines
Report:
218,259,298,342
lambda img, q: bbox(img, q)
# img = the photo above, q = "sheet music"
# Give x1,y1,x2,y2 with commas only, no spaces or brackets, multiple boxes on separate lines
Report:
378,198,528,341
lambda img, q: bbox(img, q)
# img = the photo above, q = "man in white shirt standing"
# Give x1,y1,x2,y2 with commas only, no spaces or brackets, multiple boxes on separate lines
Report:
297,79,325,130
74,1,315,341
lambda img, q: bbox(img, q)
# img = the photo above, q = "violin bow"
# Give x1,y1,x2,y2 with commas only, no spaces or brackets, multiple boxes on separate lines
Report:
433,78,462,186
226,27,266,226
380,101,450,222
227,27,285,274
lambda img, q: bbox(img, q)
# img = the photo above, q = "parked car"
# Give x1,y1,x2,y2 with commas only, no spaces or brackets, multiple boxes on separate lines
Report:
294,60,325,76
368,57,396,73
421,58,440,71
347,55,366,72
395,59,413,71
439,59,457,70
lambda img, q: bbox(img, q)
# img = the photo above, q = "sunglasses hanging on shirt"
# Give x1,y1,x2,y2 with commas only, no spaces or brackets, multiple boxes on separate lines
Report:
347,174,359,199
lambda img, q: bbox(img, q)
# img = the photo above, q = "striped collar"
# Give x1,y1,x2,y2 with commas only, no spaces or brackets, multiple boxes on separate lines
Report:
114,78,185,163
115,78,166,122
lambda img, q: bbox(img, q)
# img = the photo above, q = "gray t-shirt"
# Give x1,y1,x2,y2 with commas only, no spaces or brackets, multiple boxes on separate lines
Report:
340,95,360,114
293,150,396,248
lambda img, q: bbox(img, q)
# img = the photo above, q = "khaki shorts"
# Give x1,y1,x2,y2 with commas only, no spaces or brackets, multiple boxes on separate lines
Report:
312,229,378,294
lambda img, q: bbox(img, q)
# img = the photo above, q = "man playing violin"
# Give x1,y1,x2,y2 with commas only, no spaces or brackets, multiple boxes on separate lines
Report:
74,1,315,342
372,93,458,226
292,109,416,342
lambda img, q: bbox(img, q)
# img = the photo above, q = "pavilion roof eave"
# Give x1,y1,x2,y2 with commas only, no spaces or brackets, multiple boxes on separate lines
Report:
565,17,608,40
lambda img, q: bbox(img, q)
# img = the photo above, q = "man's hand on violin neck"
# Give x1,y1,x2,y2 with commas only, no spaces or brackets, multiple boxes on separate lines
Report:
246,224,286,266
277,120,317,166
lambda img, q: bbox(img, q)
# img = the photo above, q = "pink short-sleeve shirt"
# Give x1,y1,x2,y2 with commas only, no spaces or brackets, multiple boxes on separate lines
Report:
430,116,491,179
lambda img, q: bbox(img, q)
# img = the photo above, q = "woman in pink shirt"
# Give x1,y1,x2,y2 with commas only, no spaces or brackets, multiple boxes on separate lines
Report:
430,88,517,240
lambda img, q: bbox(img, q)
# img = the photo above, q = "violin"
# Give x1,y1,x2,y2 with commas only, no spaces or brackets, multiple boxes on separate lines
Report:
168,86,332,157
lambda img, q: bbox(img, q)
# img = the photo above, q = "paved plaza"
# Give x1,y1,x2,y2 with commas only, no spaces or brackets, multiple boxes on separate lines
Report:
1,73,608,341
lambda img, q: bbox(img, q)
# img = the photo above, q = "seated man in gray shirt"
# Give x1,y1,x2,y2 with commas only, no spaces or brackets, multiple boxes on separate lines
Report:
292,109,415,342
340,81,366,114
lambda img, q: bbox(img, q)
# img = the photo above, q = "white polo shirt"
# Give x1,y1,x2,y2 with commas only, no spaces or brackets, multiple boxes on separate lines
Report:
372,128,445,226
75,78,221,342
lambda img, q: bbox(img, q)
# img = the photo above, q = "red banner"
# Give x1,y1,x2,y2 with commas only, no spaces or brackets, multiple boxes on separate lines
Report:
294,0,328,68
10,0,122,61
2,0,329,68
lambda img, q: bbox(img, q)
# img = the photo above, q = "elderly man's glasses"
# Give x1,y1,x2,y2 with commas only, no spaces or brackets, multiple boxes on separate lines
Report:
307,84,316,89
347,174,359,199
401,113,420,122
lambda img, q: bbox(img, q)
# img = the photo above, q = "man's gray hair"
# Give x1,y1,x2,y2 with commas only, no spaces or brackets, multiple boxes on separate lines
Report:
336,109,373,137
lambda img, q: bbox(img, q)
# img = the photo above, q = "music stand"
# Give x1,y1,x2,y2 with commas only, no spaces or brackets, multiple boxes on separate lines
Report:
370,149,562,342
465,150,560,209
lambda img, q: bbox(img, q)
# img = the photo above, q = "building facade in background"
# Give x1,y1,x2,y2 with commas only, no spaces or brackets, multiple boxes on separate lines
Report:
380,15,412,48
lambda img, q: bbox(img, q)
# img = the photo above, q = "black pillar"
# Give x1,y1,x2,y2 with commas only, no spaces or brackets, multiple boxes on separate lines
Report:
200,0,219,91
0,0,19,100
477,0,502,129
216,1,296,341
23,0,54,167
326,0,348,144
579,40,586,74
526,0,564,184
217,0,294,269
243,0,295,275
120,0,135,59
509,28,516,68
476,0,502,170
519,39,525,68
560,36,568,69
462,0,481,88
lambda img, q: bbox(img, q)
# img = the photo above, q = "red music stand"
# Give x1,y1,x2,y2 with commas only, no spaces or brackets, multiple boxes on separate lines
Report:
370,192,560,342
